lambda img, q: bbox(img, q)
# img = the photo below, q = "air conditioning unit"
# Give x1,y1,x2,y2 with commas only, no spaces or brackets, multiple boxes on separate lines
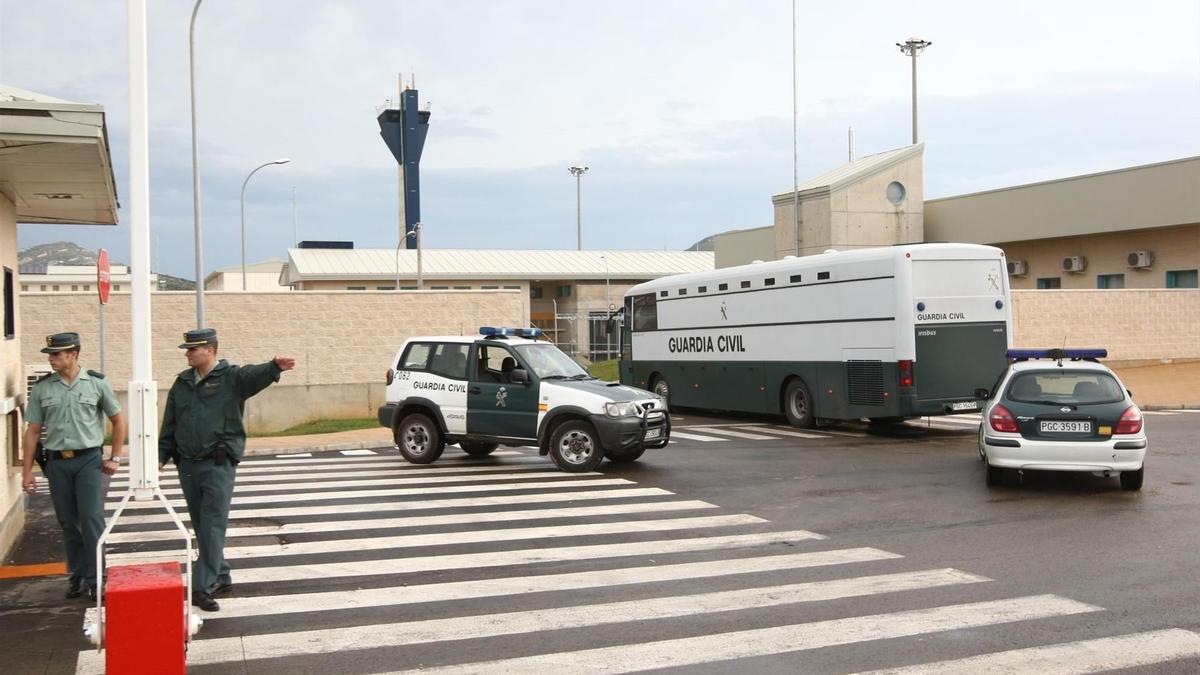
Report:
1126,250,1154,269
1006,260,1028,277
1061,256,1087,273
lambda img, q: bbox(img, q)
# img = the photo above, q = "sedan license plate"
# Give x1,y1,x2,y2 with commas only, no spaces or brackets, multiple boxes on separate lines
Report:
950,400,979,411
1039,420,1091,434
645,428,662,440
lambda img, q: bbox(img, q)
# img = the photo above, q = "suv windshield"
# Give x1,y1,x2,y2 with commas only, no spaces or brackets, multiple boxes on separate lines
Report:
1007,370,1124,405
513,344,590,379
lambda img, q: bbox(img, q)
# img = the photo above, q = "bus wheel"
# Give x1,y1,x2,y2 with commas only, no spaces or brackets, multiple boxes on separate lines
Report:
783,379,815,428
651,375,671,404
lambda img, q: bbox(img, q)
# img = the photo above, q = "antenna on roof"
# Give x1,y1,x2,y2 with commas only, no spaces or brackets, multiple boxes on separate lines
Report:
848,127,855,162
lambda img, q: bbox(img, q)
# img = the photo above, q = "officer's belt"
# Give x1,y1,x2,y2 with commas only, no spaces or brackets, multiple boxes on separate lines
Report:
47,447,101,460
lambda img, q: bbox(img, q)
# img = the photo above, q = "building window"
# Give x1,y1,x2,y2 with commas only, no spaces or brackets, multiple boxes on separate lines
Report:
556,284,572,298
790,274,802,283
530,287,544,299
347,286,366,291
113,284,121,291
4,267,14,339
432,285,449,290
1166,269,1198,288
1097,274,1125,289
454,286,471,290
503,285,520,290
21,284,28,292
52,285,60,291
376,286,395,290
718,283,728,291
71,285,79,291
83,284,90,291
482,285,499,290
1036,277,1062,289
40,285,47,292
400,286,417,290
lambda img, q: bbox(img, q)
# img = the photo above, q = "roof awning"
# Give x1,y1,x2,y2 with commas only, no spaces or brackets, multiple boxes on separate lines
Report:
0,86,119,225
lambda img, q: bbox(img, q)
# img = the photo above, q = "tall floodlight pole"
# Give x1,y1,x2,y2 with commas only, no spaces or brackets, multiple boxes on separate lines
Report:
189,0,205,326
791,0,800,257
568,165,588,250
897,38,932,144
240,159,290,290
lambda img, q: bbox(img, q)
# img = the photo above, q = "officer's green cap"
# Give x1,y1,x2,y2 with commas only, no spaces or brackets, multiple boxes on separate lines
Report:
41,332,81,353
179,327,218,349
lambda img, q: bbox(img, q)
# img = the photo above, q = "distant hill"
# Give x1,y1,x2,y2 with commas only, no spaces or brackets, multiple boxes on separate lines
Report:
19,241,196,290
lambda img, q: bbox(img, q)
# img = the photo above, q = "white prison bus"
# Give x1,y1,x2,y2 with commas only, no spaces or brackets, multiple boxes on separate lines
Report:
618,243,1013,427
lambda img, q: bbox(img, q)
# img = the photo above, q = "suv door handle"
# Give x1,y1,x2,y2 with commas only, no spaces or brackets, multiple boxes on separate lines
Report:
468,387,481,394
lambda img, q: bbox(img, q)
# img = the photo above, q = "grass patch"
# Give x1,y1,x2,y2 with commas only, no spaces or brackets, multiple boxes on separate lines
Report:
589,358,619,381
252,418,379,438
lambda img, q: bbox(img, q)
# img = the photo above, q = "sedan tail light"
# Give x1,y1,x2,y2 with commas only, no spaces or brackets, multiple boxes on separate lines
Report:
989,404,1019,433
898,360,914,388
386,368,394,385
1114,406,1143,434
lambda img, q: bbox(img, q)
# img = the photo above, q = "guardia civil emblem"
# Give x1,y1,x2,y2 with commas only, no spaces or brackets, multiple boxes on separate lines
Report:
496,386,508,408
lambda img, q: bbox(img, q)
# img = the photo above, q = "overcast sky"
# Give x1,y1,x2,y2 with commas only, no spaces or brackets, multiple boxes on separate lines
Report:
3,1,1199,278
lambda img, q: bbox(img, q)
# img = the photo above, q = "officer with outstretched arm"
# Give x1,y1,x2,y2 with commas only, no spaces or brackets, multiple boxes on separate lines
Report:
158,328,295,612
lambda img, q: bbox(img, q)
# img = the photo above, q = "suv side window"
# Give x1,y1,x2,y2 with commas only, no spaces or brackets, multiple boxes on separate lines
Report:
399,342,433,370
473,343,518,383
428,342,470,380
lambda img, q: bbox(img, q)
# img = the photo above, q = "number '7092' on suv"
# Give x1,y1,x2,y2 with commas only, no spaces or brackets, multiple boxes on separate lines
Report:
377,327,670,472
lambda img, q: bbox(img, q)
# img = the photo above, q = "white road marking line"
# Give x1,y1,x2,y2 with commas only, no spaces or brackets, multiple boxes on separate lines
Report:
1172,408,1200,413
855,628,1200,675
105,487,678,526
1141,411,1180,416
668,431,729,442
920,416,983,427
107,514,767,564
800,426,868,438
239,451,523,467
108,469,579,498
231,529,827,583
406,595,1099,674
200,548,903,620
276,453,312,458
736,425,827,439
697,427,782,441
107,463,556,490
340,449,378,455
169,569,987,667
105,478,637,510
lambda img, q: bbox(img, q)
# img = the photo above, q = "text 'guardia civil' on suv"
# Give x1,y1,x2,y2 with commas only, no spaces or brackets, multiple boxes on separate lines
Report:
377,327,670,472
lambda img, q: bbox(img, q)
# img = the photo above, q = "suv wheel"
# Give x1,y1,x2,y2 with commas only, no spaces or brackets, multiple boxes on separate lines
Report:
549,420,605,473
460,441,499,457
395,413,445,464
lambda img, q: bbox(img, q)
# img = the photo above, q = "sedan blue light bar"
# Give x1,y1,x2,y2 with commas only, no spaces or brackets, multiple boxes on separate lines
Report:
1007,348,1108,361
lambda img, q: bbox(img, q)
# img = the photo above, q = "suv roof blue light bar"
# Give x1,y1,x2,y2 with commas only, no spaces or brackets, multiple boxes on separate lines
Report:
480,327,544,338
1007,348,1108,360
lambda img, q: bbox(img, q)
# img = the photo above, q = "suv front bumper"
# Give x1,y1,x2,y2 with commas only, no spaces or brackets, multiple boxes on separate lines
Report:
590,411,670,452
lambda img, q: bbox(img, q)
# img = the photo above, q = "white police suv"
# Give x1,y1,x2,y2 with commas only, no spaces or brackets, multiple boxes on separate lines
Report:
378,327,670,472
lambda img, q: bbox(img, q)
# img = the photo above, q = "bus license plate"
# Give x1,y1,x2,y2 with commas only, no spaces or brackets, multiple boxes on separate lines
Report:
1040,421,1091,434
950,400,979,411
645,428,662,440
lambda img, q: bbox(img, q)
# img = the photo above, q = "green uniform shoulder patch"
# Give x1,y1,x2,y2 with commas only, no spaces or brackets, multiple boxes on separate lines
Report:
87,370,106,379
35,372,52,383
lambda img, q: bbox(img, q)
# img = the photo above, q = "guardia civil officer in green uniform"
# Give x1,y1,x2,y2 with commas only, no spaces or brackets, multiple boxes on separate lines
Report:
21,332,126,600
158,328,295,612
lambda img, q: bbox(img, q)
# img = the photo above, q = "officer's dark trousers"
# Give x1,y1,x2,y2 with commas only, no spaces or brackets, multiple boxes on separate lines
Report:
45,451,105,588
179,456,236,593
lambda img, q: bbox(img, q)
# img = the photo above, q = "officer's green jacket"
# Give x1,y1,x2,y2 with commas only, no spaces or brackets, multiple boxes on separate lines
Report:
158,359,281,464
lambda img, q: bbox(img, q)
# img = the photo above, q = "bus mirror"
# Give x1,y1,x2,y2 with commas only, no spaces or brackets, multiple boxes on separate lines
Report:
974,388,989,399
510,368,530,384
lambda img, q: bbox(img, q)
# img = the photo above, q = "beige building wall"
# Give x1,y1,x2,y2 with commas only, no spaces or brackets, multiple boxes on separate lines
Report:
714,226,774,268
206,271,290,292
999,224,1200,290
1011,289,1200,365
0,194,22,559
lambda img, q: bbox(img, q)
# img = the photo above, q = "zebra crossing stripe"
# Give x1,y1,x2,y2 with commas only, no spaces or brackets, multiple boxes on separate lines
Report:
235,451,524,467
736,425,827,439
105,500,720,544
229,530,827,583
105,487,678,526
856,628,1200,674
200,548,902,620
107,463,555,489
105,478,636,510
695,427,781,441
276,453,312,458
161,568,988,668
920,416,982,427
106,514,768,564
401,595,1099,674
668,430,729,442
340,449,377,455
107,469,582,498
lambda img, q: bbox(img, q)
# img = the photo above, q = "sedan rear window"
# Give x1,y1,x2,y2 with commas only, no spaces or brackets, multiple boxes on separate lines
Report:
1006,371,1124,405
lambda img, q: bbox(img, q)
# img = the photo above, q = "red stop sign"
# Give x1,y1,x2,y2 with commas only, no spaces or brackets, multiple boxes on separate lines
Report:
97,248,111,305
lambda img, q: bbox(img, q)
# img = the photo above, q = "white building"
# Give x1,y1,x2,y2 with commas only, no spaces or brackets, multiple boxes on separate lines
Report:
204,258,289,292
18,264,153,293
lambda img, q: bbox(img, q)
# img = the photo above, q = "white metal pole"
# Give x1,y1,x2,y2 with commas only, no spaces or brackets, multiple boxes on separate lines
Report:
911,48,918,144
127,0,158,498
240,159,289,291
575,173,582,250
415,223,423,290
791,0,800,257
189,0,205,327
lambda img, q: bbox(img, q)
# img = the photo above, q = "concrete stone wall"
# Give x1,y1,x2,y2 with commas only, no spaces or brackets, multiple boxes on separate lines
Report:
1011,289,1200,364
20,289,526,388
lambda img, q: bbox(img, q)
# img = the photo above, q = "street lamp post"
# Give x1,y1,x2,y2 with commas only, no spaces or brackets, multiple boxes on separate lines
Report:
568,165,588,250
189,0,205,326
896,38,932,145
240,158,290,290
405,222,423,290
601,253,611,359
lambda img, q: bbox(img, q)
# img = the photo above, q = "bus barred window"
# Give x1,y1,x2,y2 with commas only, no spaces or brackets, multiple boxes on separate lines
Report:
740,280,751,289
632,293,658,331
678,288,687,296
698,286,707,293
718,283,728,291
818,271,830,280
764,278,776,286
790,274,802,283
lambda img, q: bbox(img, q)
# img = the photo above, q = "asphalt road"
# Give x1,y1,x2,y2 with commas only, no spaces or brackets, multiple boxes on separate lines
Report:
2,409,1198,674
